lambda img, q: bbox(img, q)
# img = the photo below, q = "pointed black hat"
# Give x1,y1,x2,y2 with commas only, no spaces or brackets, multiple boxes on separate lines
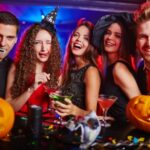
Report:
41,7,58,34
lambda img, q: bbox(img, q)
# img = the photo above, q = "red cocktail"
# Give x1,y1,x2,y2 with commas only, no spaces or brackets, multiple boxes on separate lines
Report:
97,94,117,127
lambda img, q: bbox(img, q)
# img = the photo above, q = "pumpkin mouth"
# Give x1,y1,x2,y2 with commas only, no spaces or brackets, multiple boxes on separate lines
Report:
129,108,150,124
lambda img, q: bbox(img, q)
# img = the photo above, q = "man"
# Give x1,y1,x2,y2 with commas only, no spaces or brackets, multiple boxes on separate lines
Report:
134,2,150,95
0,11,19,98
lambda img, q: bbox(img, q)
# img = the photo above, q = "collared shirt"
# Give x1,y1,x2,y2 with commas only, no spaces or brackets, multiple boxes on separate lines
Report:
143,64,150,95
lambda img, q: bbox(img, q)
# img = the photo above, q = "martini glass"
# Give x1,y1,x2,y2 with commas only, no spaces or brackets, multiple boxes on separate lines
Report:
49,93,73,125
98,94,117,127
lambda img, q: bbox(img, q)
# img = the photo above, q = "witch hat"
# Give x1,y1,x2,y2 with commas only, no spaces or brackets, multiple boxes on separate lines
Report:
41,7,58,34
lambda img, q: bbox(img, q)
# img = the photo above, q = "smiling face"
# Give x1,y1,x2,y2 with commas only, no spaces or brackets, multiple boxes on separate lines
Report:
71,25,90,57
103,23,122,54
34,29,52,63
136,20,150,66
0,23,17,61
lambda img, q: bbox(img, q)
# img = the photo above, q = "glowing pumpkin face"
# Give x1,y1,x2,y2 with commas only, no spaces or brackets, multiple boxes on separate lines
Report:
0,98,15,138
126,95,150,133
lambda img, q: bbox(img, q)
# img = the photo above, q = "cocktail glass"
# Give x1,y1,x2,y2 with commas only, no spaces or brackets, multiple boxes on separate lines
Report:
98,94,117,127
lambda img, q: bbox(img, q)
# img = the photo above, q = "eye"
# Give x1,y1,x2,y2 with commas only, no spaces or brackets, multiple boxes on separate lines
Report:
7,36,16,41
34,41,41,45
137,34,147,40
84,36,89,41
73,33,78,37
115,33,122,39
46,41,52,44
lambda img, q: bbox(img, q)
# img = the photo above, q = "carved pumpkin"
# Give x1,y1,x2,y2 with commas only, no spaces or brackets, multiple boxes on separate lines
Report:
0,98,15,138
126,95,150,133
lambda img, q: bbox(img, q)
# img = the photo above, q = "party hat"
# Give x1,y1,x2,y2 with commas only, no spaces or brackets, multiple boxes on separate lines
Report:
41,7,58,34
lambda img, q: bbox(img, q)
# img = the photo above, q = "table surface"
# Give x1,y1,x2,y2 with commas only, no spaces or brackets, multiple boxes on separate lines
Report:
0,117,150,150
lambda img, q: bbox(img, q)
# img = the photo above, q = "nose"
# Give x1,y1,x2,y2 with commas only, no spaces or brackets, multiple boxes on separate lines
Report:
76,35,82,42
41,42,47,51
0,37,7,47
107,33,114,40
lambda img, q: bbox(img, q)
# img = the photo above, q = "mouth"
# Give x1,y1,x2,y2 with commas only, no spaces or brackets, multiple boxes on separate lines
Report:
105,41,115,47
73,43,82,50
39,52,49,58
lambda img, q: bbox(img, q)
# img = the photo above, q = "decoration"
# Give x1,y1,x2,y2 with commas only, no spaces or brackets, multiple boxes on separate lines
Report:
126,95,150,133
66,111,101,149
40,7,58,34
0,98,15,138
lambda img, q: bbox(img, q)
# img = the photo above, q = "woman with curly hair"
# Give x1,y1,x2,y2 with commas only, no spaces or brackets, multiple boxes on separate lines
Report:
52,18,102,117
5,9,61,113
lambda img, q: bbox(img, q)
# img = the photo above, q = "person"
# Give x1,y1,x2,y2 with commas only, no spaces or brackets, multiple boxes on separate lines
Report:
5,8,61,114
134,1,150,95
92,13,141,123
0,11,19,98
53,18,102,117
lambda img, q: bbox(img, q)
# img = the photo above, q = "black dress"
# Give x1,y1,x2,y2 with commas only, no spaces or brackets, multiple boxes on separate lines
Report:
61,64,98,109
0,57,12,98
102,60,137,123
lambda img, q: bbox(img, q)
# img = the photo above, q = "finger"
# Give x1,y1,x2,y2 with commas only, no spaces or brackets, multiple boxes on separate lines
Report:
55,110,68,117
55,101,68,109
64,98,72,104
46,73,50,80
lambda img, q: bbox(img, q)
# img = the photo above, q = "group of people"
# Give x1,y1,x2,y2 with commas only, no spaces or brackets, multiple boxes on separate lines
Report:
0,1,150,124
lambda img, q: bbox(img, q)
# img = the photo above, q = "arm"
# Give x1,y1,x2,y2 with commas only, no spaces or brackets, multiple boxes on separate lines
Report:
5,63,35,111
113,62,141,99
54,66,101,117
5,63,50,111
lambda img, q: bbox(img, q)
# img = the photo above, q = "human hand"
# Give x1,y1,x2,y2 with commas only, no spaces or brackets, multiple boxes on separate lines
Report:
34,72,50,89
53,98,76,117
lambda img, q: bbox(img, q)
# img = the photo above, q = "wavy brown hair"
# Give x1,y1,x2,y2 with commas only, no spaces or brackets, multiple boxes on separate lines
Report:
61,19,99,87
11,23,61,98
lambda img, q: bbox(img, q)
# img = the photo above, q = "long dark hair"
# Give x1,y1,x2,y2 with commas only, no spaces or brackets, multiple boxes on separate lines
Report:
61,18,99,87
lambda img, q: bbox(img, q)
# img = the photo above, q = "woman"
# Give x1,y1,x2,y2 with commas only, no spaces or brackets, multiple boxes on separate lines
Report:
93,13,141,123
53,18,102,117
5,9,61,113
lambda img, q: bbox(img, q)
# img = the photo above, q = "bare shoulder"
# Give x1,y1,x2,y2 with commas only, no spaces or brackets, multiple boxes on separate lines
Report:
84,66,101,83
85,66,100,76
113,62,130,76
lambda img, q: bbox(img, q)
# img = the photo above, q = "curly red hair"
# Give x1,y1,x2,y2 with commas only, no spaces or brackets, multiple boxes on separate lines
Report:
11,23,61,98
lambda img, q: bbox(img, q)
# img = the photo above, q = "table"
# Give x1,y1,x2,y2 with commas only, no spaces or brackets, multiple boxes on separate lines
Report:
0,118,150,150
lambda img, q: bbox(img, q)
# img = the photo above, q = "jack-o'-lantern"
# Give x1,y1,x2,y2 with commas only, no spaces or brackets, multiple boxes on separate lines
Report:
0,98,15,138
126,95,150,133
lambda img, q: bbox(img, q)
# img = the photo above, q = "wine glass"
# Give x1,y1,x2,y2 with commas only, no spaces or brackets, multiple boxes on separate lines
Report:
97,94,117,127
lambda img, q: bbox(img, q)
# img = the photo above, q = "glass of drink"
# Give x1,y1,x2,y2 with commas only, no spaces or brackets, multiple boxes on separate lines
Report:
98,94,117,127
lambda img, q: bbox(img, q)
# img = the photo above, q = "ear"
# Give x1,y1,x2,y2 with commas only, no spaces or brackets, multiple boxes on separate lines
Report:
14,37,18,44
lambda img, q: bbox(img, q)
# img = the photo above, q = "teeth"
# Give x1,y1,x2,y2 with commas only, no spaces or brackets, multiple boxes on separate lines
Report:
74,43,82,49
0,48,5,52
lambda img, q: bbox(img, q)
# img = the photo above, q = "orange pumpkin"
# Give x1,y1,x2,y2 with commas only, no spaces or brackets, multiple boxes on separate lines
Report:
0,98,15,138
126,95,150,133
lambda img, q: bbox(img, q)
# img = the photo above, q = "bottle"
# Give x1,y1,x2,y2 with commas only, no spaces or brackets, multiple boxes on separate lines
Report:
27,105,42,149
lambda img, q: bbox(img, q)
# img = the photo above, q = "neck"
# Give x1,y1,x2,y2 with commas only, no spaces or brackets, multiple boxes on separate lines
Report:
107,53,119,65
75,57,89,69
35,62,44,73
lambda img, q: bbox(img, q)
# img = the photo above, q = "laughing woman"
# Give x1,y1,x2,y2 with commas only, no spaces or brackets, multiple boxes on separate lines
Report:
53,19,102,117
92,13,141,123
